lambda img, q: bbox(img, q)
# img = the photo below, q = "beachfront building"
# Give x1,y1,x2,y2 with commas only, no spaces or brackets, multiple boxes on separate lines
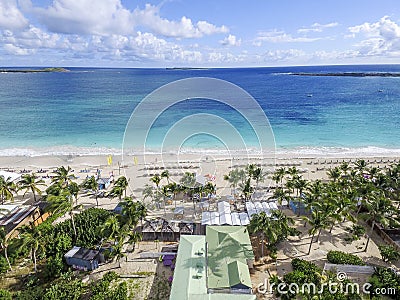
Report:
0,204,41,238
64,246,104,271
141,217,196,241
170,226,255,300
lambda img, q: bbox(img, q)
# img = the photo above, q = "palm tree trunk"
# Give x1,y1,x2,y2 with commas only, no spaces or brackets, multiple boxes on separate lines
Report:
71,213,77,240
2,243,12,271
33,249,37,273
32,188,37,202
329,223,334,233
308,233,315,255
261,232,265,258
316,229,322,243
96,194,99,207
364,221,375,252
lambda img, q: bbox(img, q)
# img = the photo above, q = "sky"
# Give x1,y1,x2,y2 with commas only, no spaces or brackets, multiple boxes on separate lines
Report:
1,0,400,67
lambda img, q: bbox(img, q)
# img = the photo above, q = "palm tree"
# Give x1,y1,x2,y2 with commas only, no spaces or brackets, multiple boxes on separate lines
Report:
272,167,286,188
0,176,17,204
100,215,121,243
293,177,308,197
166,182,178,207
203,182,216,198
287,166,299,180
252,167,264,190
355,159,367,174
180,172,196,189
269,187,289,207
240,178,254,201
115,176,129,198
18,223,45,273
249,212,273,258
161,185,171,216
68,181,80,204
142,184,154,203
303,209,329,255
52,166,76,188
81,175,99,207
18,173,45,202
127,231,142,252
327,167,341,182
150,174,161,189
223,168,242,193
360,192,400,252
120,197,147,227
0,227,12,272
109,184,124,200
161,170,170,184
113,235,126,268
47,189,79,239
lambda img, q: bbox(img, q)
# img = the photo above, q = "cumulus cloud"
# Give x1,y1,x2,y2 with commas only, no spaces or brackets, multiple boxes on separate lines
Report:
28,0,134,35
220,34,241,46
3,43,33,55
348,16,400,56
263,49,306,62
298,22,338,33
0,0,28,30
133,4,228,38
255,30,320,44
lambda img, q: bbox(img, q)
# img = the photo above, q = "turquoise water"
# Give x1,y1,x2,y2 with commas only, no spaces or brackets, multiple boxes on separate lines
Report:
0,65,399,156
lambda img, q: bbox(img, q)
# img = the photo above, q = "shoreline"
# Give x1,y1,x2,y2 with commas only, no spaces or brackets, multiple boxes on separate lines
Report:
0,145,400,158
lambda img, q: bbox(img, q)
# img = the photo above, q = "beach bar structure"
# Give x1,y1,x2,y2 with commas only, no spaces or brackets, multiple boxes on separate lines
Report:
141,217,196,241
64,246,104,271
170,226,256,300
0,205,41,237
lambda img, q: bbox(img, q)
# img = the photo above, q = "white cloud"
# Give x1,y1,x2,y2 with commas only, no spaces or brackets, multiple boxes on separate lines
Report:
3,43,33,55
262,49,306,62
220,34,241,46
28,0,134,35
255,30,320,44
348,16,400,56
133,4,228,38
298,22,338,33
0,0,28,30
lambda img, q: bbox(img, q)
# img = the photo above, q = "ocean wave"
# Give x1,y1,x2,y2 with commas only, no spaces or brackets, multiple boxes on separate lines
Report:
276,146,400,158
1,145,400,158
0,146,122,157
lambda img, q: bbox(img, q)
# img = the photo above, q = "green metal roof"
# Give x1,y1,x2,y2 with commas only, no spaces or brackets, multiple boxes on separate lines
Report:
169,235,207,300
206,226,254,290
169,226,255,300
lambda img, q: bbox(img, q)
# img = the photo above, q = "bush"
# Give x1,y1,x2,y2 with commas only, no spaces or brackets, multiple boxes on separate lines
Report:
378,245,400,263
44,255,65,279
0,289,12,300
327,251,365,266
368,267,400,299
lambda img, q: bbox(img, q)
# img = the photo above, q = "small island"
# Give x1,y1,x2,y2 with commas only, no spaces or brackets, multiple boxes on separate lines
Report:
291,72,400,77
0,67,70,73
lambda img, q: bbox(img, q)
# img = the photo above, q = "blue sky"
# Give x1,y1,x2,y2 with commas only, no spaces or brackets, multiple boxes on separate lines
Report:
1,0,400,67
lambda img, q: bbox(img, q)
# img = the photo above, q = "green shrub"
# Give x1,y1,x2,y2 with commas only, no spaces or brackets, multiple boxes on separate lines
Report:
0,289,12,300
327,251,365,265
44,255,65,279
368,267,400,299
378,245,400,263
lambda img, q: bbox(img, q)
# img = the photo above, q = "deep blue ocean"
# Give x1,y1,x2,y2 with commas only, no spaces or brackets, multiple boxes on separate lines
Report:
0,65,399,156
